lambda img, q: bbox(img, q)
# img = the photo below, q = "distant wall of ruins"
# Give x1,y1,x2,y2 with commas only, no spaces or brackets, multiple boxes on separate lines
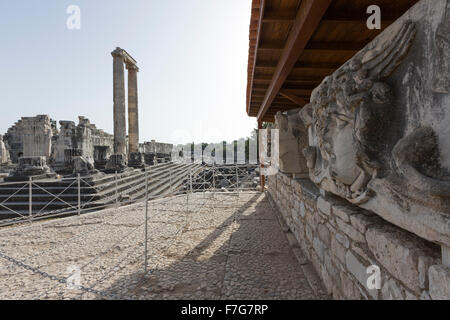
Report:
51,116,114,165
0,135,10,165
141,140,173,155
5,115,55,162
4,115,113,167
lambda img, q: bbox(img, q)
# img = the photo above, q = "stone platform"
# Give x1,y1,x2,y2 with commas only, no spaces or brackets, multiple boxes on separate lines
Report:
0,192,325,300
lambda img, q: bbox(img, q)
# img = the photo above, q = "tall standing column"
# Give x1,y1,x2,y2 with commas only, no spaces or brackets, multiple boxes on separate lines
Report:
127,64,139,154
111,48,127,156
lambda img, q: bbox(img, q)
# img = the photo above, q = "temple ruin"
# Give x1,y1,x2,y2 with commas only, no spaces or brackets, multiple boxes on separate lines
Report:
0,47,175,179
107,47,141,170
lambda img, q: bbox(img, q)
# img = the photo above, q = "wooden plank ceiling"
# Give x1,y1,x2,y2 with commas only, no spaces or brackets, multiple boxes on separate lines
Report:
246,0,420,122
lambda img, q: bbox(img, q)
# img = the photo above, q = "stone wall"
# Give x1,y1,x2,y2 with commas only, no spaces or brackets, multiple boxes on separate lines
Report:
21,115,53,158
4,115,113,168
267,172,449,299
4,119,24,163
141,140,173,155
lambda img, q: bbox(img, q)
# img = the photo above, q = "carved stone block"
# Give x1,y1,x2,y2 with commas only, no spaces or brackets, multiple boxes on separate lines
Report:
299,0,450,246
275,109,309,176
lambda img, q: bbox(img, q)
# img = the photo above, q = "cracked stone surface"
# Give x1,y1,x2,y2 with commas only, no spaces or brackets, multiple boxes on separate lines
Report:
0,192,320,300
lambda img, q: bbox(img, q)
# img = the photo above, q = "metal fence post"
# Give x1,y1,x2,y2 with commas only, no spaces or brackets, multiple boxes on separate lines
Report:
29,177,32,223
115,171,118,210
203,169,206,195
144,169,148,274
77,173,81,217
212,163,216,190
186,170,189,214
235,163,239,193
169,166,172,195
189,167,193,194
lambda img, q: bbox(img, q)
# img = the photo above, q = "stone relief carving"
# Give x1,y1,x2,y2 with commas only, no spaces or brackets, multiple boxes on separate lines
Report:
274,109,309,176
432,1,449,93
300,21,417,204
390,127,450,212
298,0,450,246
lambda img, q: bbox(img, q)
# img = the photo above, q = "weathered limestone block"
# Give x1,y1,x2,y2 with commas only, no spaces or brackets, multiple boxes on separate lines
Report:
336,218,366,243
274,109,309,177
428,264,450,299
335,232,350,249
317,196,331,216
366,224,440,293
349,212,381,234
50,117,113,171
0,136,10,165
72,156,98,176
298,0,450,247
142,140,173,162
345,251,378,299
340,271,362,300
4,120,24,163
332,205,355,223
6,156,56,181
128,152,144,168
318,223,331,247
21,115,53,159
331,236,347,264
381,277,409,300
51,121,76,164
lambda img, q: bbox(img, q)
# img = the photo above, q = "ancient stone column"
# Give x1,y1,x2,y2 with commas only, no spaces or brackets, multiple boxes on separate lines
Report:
111,48,127,156
127,64,139,154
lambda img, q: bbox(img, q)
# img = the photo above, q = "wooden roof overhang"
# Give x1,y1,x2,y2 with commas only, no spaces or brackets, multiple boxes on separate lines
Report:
246,0,420,122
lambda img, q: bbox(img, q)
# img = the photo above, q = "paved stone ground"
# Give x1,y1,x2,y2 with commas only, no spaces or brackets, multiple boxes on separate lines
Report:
0,192,324,300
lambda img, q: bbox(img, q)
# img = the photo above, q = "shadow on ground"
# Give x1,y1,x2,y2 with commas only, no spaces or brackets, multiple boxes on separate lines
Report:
101,192,321,300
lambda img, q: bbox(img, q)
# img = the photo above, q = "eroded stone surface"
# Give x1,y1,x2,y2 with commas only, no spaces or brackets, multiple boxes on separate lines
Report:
428,264,450,300
366,224,440,294
298,0,450,247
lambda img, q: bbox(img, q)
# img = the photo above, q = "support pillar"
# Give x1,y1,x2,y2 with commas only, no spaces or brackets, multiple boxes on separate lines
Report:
127,64,139,154
111,48,127,156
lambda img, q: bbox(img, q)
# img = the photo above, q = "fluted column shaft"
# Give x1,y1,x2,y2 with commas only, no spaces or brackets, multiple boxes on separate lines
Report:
112,52,127,156
127,64,139,153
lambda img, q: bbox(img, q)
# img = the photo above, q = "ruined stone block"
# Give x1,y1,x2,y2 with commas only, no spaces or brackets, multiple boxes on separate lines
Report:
318,223,331,248
331,236,347,265
428,265,450,300
317,196,331,216
366,224,440,294
336,218,366,243
345,251,378,299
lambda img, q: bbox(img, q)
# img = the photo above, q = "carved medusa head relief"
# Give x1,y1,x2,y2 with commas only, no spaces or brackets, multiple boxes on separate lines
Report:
299,21,417,204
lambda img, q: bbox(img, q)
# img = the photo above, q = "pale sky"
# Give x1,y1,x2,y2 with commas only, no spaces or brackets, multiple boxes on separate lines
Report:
0,0,257,145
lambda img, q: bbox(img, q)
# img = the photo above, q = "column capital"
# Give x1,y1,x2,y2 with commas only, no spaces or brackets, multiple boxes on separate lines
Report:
126,63,139,72
111,47,124,58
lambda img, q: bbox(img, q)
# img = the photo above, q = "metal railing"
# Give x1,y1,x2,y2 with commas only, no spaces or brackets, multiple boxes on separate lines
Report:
0,162,258,300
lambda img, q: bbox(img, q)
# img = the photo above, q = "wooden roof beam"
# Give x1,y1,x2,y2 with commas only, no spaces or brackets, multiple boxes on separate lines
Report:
262,10,297,23
247,0,266,115
259,41,366,52
253,75,325,83
257,0,333,121
255,61,342,71
279,90,307,106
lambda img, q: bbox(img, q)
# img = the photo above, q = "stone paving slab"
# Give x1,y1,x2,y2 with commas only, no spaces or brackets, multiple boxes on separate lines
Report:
222,253,315,300
0,192,323,300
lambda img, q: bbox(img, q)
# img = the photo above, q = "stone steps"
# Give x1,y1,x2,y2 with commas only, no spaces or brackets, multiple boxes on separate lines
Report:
0,162,200,222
